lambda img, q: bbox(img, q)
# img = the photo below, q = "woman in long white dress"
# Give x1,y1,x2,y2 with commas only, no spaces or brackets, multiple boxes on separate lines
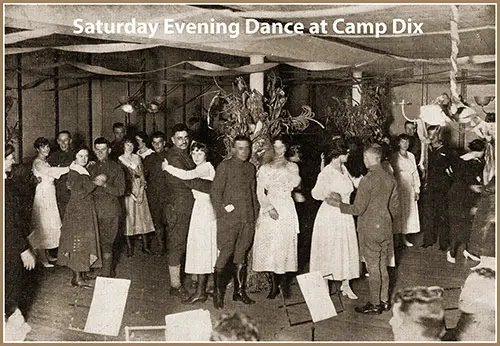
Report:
252,136,301,299
119,138,155,256
390,134,421,247
162,141,217,304
30,137,70,267
309,138,359,299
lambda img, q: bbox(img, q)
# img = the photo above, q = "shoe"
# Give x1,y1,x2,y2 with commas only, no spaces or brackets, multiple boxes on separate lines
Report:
233,289,256,304
183,292,208,304
141,248,154,255
155,249,166,257
421,243,432,248
267,273,280,300
232,264,255,305
463,250,480,262
42,262,54,268
340,286,358,300
169,286,190,300
446,251,456,264
81,271,98,281
206,285,214,297
403,239,414,247
355,302,382,314
379,301,391,311
126,247,134,258
71,279,93,289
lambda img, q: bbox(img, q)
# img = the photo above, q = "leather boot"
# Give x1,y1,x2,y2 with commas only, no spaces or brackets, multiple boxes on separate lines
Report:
233,264,255,305
184,274,208,304
141,234,154,255
213,268,226,309
267,273,280,299
101,253,113,277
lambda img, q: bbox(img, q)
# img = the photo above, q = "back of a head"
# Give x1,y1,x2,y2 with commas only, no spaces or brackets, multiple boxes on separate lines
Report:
363,144,383,166
210,312,259,341
392,286,445,341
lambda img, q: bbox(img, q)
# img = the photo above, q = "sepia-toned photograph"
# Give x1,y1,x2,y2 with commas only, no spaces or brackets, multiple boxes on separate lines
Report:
3,3,496,342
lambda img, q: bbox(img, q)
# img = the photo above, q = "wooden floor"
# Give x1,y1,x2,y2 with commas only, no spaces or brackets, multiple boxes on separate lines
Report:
23,232,474,342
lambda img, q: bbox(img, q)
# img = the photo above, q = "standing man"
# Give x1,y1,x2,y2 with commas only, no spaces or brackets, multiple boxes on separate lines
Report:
210,135,259,309
164,124,212,299
88,137,125,277
404,121,421,165
143,131,169,256
420,128,457,250
109,122,126,161
48,130,73,218
331,144,400,314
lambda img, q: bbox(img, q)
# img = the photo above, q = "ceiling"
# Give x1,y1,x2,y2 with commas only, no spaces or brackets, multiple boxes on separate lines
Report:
4,4,496,83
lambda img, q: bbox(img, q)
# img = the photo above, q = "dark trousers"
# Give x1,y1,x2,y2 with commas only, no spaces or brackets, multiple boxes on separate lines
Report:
147,192,167,247
215,218,255,269
420,188,450,250
165,203,192,266
96,215,119,254
363,238,391,305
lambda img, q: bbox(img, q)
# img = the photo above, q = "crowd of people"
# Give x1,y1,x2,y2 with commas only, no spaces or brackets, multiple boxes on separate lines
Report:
4,114,496,340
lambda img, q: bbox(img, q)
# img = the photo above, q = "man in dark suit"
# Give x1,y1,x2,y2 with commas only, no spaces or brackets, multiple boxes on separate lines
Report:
210,135,260,309
163,123,212,300
143,131,169,255
331,144,400,314
47,130,73,218
88,137,125,277
109,122,126,161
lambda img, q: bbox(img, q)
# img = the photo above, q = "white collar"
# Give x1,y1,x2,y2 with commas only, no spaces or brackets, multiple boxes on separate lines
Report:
71,163,90,176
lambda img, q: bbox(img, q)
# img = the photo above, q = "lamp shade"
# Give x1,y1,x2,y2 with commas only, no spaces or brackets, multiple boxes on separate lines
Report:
474,96,495,107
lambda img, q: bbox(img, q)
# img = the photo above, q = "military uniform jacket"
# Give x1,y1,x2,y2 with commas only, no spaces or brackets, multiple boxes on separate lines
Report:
210,157,259,223
340,164,400,242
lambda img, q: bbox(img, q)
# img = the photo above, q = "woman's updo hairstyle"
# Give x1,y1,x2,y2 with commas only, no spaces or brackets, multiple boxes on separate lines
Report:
324,137,348,165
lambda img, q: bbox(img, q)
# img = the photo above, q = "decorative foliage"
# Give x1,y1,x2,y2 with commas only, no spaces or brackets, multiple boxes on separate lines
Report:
323,82,391,144
208,74,323,167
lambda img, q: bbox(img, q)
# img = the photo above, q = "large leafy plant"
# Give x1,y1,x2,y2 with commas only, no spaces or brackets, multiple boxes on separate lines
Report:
208,74,322,167
323,82,392,144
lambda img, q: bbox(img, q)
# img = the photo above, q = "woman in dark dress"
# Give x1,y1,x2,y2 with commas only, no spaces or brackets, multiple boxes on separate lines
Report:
446,139,485,263
5,144,36,317
57,146,103,287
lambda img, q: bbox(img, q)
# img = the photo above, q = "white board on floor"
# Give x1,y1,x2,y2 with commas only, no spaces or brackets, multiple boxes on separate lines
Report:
165,309,212,341
296,271,337,323
84,277,131,336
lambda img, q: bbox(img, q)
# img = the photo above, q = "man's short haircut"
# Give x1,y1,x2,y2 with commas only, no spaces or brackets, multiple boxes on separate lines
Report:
112,122,125,130
364,143,383,160
210,312,259,341
233,135,252,147
397,133,411,143
171,123,189,135
150,131,166,141
94,137,110,147
57,130,72,139
404,121,416,128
